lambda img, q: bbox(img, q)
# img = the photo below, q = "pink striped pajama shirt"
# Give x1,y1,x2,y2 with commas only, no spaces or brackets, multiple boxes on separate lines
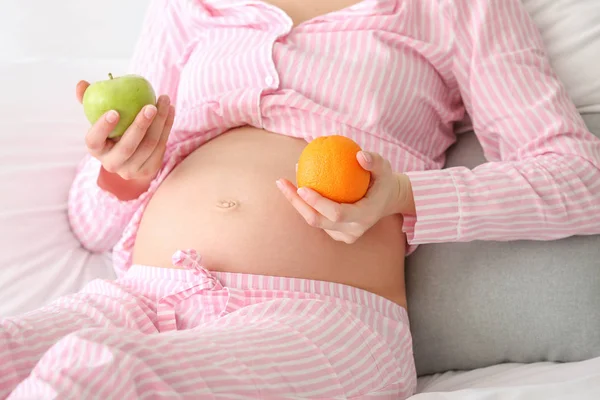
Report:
3,0,600,398
68,0,600,273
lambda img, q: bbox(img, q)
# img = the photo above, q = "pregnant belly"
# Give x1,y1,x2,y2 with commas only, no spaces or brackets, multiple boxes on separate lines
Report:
132,127,407,306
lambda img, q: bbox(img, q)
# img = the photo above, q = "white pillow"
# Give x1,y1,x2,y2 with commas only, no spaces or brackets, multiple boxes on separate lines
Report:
522,0,600,113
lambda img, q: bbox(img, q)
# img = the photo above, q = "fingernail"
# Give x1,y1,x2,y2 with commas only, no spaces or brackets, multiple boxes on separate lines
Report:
276,180,284,191
297,187,309,200
105,110,119,123
144,105,157,119
360,151,372,163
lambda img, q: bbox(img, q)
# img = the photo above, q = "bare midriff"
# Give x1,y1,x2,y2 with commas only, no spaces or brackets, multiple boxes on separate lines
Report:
132,127,407,307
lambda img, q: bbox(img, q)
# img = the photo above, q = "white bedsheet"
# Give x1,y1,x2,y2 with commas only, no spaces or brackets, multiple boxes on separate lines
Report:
415,357,600,398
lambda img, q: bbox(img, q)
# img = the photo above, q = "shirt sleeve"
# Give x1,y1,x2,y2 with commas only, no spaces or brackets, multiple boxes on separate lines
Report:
402,0,600,244
67,0,192,252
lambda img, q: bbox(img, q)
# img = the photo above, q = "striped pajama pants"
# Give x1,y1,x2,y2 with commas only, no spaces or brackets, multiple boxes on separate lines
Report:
0,250,416,399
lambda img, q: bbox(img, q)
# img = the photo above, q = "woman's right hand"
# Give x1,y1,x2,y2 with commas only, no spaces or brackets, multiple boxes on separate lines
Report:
76,80,175,182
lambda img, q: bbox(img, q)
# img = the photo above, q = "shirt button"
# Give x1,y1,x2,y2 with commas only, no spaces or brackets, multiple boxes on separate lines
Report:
265,76,275,86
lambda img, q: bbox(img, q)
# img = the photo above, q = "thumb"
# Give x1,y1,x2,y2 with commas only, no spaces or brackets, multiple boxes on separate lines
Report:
357,151,388,178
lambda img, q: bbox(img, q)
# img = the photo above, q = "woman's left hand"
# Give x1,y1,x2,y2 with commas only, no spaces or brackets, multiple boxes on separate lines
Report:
276,151,415,244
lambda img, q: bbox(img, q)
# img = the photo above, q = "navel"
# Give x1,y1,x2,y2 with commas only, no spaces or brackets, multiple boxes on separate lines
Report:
216,199,239,210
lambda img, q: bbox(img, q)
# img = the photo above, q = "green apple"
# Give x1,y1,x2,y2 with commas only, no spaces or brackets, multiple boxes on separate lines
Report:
83,73,157,139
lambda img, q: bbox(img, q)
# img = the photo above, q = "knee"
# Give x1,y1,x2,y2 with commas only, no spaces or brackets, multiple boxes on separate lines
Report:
30,328,176,398
9,328,130,399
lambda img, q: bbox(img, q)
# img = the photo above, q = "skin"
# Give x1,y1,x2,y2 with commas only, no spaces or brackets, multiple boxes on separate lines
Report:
76,0,418,308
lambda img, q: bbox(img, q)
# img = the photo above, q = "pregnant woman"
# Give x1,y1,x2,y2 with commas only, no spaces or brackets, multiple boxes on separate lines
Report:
2,0,600,398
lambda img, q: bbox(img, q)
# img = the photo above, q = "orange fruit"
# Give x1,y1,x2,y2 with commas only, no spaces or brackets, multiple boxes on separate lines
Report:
296,135,370,204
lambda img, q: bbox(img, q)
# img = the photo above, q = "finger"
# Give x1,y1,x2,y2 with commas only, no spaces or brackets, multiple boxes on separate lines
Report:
85,110,120,156
120,96,170,174
137,105,175,179
296,187,351,223
162,105,176,144
325,230,358,244
76,80,90,104
357,151,390,179
158,105,175,150
102,105,157,173
276,179,336,230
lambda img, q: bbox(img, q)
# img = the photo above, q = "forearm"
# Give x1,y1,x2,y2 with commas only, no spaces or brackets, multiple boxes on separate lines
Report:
402,152,600,244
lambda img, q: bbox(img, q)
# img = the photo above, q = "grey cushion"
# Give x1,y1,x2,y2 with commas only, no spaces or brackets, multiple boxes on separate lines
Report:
406,113,600,376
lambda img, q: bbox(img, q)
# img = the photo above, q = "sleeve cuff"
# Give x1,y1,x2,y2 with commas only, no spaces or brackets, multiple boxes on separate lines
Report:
402,168,463,246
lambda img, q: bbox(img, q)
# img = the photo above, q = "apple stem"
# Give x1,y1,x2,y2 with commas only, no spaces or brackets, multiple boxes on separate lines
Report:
108,73,114,80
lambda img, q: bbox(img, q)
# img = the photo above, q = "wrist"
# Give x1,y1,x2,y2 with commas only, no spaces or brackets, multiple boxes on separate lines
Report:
97,167,153,201
390,173,416,216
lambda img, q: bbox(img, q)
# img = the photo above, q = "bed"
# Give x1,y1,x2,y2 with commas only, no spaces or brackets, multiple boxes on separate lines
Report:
1,1,599,398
